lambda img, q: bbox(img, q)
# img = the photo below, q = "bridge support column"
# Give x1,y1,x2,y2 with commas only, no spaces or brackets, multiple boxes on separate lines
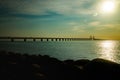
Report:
55,39,57,41
51,39,54,41
47,39,49,41
33,39,36,42
11,39,14,42
59,39,61,41
24,39,27,42
41,39,43,41
62,38,64,41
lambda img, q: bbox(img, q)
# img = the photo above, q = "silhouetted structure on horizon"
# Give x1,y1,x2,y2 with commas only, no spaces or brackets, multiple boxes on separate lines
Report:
0,36,99,42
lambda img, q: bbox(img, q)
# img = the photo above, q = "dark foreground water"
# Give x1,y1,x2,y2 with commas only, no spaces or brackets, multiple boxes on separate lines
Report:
0,40,120,63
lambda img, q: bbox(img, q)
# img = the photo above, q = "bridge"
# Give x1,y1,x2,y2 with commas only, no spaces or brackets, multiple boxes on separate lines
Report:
0,36,95,42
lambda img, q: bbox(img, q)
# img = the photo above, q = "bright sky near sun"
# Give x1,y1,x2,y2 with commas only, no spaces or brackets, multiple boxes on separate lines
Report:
0,0,120,39
100,0,116,13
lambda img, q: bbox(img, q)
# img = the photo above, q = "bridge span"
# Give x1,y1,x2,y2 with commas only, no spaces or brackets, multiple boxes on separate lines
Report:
0,37,95,42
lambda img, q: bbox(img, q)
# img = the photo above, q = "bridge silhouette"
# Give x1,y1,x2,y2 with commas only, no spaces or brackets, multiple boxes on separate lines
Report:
0,36,96,42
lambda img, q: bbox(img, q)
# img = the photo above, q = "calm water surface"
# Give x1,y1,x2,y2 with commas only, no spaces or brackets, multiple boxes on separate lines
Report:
0,40,120,63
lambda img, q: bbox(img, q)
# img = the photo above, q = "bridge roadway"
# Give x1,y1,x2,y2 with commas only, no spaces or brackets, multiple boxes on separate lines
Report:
0,37,93,42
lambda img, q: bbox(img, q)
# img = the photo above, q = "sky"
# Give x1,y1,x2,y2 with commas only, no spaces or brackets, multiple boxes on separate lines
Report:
0,0,120,39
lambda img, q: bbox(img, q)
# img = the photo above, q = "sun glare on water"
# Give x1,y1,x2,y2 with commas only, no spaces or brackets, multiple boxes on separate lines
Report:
98,41,118,62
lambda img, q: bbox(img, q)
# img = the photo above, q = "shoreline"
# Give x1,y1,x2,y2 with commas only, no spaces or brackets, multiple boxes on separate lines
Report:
0,51,120,80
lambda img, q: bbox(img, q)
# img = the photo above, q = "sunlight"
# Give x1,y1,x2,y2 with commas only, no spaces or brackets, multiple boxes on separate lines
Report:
102,1,115,12
102,41,113,48
98,41,117,62
99,0,117,14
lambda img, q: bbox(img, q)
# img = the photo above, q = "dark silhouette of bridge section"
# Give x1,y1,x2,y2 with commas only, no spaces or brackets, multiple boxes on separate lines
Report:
0,36,96,42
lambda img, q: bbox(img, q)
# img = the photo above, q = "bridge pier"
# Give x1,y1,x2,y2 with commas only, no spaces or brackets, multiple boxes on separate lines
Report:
51,39,54,41
11,39,14,42
62,38,64,41
55,38,58,41
59,39,61,41
33,39,36,42
47,39,49,41
24,39,27,42
41,39,43,41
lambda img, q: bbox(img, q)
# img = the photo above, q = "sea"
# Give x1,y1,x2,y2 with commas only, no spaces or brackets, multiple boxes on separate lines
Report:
0,40,120,63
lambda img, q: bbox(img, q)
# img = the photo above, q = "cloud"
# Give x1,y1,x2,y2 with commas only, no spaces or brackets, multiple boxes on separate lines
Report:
68,22,78,26
101,24,114,28
0,0,98,17
89,21,101,26
72,26,85,32
92,23,120,31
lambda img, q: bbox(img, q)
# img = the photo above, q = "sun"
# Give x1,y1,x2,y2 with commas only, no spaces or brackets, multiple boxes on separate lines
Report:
101,0,116,13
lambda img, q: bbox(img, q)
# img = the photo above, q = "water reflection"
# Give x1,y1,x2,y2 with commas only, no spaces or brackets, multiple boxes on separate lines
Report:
97,41,118,62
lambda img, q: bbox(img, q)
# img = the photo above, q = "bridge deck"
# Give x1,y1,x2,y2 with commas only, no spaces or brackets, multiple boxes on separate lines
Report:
0,37,94,42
